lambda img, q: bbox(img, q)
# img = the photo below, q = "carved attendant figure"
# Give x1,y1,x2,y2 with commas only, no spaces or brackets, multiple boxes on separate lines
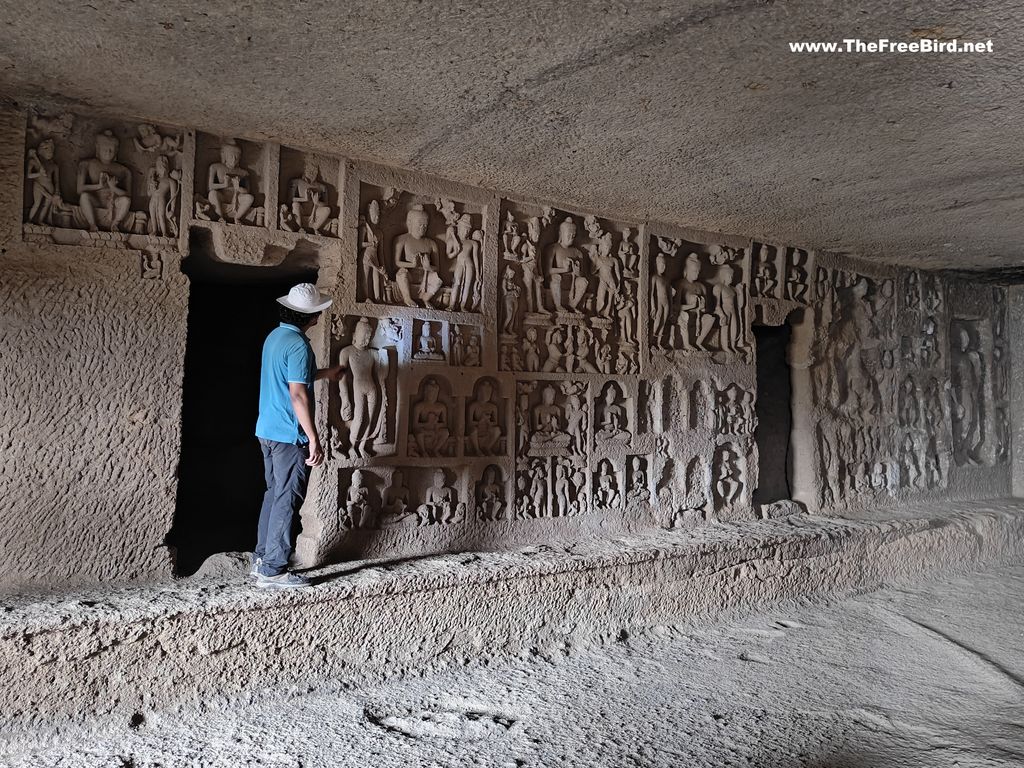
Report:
450,326,465,367
755,246,778,297
464,332,481,366
712,263,745,354
950,327,983,464
547,218,589,312
134,124,181,154
596,461,621,508
650,253,672,348
478,466,505,520
554,464,572,516
714,445,743,508
146,154,179,237
898,376,920,428
590,232,621,318
393,205,442,307
360,200,386,302
564,386,588,455
447,213,481,311
616,281,638,345
337,317,388,459
346,469,373,528
528,464,547,518
207,139,255,225
382,470,412,522
501,266,522,334
786,250,809,302
542,327,565,373
674,254,715,350
26,139,61,225
619,228,640,272
513,240,545,315
77,130,132,232
522,327,542,372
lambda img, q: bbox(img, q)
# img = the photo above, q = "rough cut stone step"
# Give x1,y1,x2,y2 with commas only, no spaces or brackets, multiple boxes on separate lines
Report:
2,499,1023,733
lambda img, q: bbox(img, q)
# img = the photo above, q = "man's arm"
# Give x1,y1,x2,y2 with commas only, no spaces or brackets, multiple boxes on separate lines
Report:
289,382,323,467
314,365,345,381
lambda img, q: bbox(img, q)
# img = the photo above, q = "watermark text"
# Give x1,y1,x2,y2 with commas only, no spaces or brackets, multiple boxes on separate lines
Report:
789,38,993,54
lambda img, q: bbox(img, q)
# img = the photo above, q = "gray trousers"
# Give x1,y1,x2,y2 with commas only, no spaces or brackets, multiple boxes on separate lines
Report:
255,438,311,576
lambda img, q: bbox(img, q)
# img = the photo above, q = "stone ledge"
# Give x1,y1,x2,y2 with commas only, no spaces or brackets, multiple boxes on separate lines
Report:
2,499,1023,731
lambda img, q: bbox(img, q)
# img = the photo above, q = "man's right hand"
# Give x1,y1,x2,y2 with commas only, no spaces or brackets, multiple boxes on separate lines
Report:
306,438,324,467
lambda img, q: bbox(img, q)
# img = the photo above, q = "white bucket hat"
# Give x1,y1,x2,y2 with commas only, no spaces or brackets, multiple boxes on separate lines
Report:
277,283,333,313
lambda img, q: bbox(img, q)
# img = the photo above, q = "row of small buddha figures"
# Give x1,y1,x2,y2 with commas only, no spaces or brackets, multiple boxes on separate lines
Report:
340,454,657,530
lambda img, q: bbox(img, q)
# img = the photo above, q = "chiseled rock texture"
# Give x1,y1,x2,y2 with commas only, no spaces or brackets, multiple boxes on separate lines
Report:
0,105,184,591
1,499,1022,733
0,96,1017,594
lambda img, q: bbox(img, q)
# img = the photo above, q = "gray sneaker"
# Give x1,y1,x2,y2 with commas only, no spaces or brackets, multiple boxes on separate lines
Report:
249,557,262,578
256,571,311,590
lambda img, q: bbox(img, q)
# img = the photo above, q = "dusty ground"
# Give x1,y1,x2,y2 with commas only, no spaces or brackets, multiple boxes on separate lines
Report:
2,562,1023,767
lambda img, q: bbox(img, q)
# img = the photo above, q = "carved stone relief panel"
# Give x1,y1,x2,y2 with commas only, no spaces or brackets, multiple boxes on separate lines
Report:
355,185,485,312
194,134,270,227
407,375,458,458
713,382,756,437
654,372,756,527
350,466,467,528
593,458,624,509
798,258,980,512
476,464,509,521
278,147,339,236
750,243,782,300
411,319,446,362
639,378,669,434
648,235,750,362
516,380,589,457
23,111,186,246
449,324,483,367
465,377,508,458
991,288,1010,466
625,456,653,504
594,381,632,445
498,202,640,375
949,318,987,467
515,456,589,519
712,442,747,511
329,315,398,461
783,248,812,303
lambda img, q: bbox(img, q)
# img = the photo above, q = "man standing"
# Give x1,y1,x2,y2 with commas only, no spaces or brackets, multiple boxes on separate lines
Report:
253,283,340,589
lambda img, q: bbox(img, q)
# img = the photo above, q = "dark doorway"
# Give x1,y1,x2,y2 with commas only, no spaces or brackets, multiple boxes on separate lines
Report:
752,321,793,505
169,234,318,575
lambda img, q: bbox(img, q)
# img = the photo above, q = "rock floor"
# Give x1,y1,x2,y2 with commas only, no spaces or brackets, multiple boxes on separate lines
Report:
2,562,1024,767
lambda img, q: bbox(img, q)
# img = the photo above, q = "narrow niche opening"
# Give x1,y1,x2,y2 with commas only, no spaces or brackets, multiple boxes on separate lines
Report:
168,234,318,575
752,319,794,505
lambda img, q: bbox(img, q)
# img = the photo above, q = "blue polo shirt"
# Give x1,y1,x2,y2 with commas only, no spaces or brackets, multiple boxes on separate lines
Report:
255,323,315,444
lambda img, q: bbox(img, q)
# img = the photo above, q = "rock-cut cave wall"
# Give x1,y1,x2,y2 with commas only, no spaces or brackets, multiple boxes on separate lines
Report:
0,102,1013,592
